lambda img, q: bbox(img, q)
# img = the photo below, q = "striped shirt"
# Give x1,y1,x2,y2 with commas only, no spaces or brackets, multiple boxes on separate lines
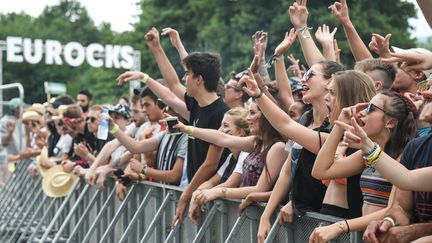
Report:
360,167,392,207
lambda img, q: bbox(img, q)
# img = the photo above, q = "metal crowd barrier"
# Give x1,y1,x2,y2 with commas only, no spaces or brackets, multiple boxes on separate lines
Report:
0,160,364,242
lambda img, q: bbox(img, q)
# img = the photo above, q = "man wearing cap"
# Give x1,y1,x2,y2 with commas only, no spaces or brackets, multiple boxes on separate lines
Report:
1,98,24,155
0,98,24,185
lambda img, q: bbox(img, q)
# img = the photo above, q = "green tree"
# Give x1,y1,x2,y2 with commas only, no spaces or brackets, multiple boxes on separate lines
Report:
134,0,416,80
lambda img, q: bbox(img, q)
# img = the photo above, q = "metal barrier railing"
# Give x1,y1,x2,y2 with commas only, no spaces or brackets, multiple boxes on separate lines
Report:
0,160,364,243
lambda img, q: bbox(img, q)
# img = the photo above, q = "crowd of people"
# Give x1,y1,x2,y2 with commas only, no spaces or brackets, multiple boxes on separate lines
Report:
1,0,432,242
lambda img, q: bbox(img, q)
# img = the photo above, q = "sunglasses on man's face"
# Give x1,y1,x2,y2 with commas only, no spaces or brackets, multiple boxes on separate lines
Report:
85,116,97,123
417,80,431,92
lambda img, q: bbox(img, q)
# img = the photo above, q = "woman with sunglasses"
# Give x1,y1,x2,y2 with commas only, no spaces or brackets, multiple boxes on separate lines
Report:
309,91,417,242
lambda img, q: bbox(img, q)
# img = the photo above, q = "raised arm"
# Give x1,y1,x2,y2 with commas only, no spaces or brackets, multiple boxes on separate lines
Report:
274,29,297,110
116,71,189,121
311,124,365,179
289,0,326,66
315,24,338,61
175,122,256,153
146,78,190,121
145,27,186,101
161,27,188,70
239,69,328,154
252,31,271,82
110,124,159,154
368,33,392,58
329,0,373,61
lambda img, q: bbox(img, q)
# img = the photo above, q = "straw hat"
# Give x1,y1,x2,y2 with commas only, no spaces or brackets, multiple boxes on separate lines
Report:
25,103,45,116
42,165,78,198
36,147,49,177
22,111,44,124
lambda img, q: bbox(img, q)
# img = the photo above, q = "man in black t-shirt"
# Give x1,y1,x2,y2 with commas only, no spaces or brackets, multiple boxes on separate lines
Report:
116,27,230,226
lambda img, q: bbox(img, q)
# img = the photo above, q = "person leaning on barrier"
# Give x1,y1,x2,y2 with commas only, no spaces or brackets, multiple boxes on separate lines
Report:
310,92,417,242
119,27,230,226
85,94,147,189
340,122,432,242
174,86,287,226
58,105,99,173
107,105,186,186
181,107,251,224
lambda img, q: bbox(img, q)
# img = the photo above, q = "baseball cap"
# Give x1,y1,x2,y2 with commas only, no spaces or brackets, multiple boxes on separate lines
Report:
9,98,21,110
109,104,131,119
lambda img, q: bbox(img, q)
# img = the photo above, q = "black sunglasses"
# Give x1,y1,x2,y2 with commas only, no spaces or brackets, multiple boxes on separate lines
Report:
366,103,387,114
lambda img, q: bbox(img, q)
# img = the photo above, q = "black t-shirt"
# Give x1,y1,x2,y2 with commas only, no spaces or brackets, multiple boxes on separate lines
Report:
68,124,98,162
400,133,432,223
184,94,230,181
291,111,332,216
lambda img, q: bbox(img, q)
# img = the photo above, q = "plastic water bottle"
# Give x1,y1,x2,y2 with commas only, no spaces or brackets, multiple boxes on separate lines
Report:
97,107,109,140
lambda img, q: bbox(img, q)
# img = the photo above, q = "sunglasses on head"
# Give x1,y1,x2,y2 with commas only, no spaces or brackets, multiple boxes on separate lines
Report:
417,80,431,92
85,116,97,123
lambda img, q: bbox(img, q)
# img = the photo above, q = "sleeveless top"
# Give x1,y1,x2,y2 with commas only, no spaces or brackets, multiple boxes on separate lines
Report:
360,167,392,207
240,145,264,187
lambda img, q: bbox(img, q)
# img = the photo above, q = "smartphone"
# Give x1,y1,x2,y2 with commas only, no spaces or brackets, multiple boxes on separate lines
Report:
165,116,181,135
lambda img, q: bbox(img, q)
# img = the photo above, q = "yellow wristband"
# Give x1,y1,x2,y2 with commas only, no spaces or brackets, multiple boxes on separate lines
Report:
186,126,195,136
110,124,120,135
141,73,149,84
366,147,382,166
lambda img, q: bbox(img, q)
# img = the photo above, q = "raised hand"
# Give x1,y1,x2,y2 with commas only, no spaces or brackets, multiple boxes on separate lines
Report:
250,43,264,74
289,0,309,29
161,27,182,49
369,33,392,58
287,54,303,78
252,31,268,53
172,121,188,133
145,27,161,50
275,28,297,56
329,0,350,25
334,117,373,151
237,69,261,97
382,48,432,72
116,71,145,86
315,24,337,45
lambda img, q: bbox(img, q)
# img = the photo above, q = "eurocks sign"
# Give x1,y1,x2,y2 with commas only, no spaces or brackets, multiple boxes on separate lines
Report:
5,36,135,69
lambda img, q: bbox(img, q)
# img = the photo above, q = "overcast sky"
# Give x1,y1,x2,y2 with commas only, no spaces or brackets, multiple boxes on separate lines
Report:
0,0,430,39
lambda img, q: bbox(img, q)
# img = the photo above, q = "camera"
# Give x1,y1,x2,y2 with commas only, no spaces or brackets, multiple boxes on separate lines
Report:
165,116,181,135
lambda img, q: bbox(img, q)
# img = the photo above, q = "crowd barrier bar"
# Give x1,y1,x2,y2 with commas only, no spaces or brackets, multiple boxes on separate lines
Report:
0,159,365,242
